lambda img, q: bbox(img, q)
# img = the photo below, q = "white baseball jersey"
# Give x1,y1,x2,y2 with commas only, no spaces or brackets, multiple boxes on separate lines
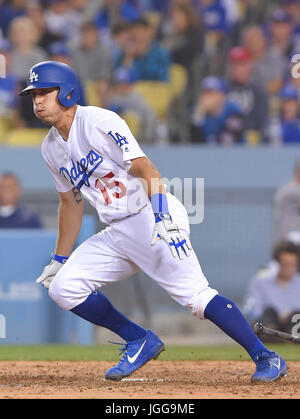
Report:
43,105,218,319
41,105,149,224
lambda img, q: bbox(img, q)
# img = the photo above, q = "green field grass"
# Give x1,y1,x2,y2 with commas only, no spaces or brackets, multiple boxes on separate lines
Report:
0,344,299,362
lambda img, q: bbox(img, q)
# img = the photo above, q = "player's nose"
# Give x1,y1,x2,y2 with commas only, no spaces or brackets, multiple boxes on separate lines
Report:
33,94,44,107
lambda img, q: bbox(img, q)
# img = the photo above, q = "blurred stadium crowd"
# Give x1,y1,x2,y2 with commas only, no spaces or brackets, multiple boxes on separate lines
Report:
1,0,300,145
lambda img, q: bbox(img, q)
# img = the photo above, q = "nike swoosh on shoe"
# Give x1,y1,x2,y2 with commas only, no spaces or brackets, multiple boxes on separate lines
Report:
127,339,147,364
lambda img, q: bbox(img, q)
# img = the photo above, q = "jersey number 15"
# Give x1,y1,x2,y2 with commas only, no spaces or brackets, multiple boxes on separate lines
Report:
95,171,126,205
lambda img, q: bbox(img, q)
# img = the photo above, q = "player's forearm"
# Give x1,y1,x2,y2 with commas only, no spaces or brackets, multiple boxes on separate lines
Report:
130,157,166,197
130,156,169,216
55,187,84,256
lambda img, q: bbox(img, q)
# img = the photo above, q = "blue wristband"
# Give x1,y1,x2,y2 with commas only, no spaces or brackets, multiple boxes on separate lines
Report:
150,193,169,215
53,253,69,264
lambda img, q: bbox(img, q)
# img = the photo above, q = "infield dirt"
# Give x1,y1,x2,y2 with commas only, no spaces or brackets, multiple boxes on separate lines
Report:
0,360,299,399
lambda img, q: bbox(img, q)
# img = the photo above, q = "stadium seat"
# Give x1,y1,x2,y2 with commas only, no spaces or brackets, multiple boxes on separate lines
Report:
133,81,172,120
121,111,141,138
169,64,188,99
6,128,49,146
0,117,13,143
246,130,261,146
85,80,101,107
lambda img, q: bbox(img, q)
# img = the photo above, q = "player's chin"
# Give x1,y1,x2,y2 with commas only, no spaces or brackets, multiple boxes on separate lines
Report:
34,111,52,125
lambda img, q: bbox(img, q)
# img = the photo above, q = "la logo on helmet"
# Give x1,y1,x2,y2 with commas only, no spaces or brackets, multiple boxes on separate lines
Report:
29,69,38,83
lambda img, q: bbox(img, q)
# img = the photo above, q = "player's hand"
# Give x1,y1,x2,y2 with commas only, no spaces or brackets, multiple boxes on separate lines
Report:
151,214,192,260
36,260,64,289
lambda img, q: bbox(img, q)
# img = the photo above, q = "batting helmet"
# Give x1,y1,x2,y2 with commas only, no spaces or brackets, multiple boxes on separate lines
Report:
19,61,80,107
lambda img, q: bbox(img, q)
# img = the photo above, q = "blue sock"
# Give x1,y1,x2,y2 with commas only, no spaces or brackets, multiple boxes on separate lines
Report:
71,291,146,342
204,295,270,361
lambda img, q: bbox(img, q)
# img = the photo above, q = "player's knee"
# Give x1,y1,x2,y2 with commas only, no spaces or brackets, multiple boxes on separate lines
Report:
48,269,93,311
190,287,219,320
48,271,73,310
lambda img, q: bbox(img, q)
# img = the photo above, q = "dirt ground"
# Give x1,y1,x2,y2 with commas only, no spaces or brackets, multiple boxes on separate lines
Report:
0,360,299,399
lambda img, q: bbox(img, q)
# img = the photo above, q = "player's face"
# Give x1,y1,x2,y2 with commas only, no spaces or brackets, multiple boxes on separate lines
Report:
31,87,62,125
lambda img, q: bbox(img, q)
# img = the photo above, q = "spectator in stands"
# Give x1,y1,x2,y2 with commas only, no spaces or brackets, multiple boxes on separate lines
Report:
108,67,159,144
268,9,297,60
49,41,86,106
198,0,228,34
243,240,300,334
280,0,300,42
71,21,112,106
272,158,300,247
111,21,132,66
26,0,65,53
9,16,48,83
188,0,231,101
8,16,48,128
242,25,286,95
93,0,141,42
265,84,300,145
0,39,19,130
161,2,204,75
226,46,269,144
116,17,171,82
190,76,244,144
0,172,43,229
43,0,83,46
0,0,26,38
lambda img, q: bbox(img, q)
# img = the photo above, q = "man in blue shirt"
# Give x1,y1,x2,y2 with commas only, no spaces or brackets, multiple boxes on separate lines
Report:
190,76,244,144
266,84,300,144
116,18,171,82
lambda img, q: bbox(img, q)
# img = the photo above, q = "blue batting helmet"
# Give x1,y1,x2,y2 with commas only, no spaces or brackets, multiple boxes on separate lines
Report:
19,61,80,107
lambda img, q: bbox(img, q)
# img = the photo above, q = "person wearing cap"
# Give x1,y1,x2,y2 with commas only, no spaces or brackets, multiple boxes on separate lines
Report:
227,46,269,144
269,9,296,59
280,0,300,41
266,84,300,145
190,75,244,144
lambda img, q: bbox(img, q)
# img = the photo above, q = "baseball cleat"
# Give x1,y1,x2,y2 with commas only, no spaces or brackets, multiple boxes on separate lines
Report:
105,329,165,381
251,351,287,383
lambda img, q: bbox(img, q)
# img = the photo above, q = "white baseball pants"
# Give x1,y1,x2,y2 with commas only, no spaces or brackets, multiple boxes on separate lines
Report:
49,195,218,319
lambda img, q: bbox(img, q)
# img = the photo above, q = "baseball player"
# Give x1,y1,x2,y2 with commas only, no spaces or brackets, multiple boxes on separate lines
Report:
20,61,287,383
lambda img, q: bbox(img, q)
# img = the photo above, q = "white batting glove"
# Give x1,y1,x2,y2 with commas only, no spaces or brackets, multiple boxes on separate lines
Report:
36,254,68,289
151,214,192,260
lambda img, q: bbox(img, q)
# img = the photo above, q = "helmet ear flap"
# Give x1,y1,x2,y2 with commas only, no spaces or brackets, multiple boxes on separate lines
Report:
58,85,79,107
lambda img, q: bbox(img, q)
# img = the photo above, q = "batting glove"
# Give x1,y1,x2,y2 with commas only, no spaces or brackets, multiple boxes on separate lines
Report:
36,254,68,289
151,213,192,260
